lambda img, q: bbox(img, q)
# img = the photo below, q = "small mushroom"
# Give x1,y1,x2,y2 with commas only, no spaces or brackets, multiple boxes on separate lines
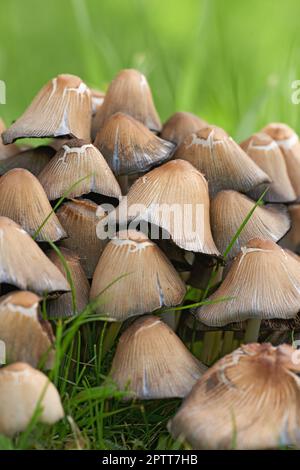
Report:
46,248,90,319
0,291,55,368
0,145,54,176
2,74,91,143
0,168,66,242
90,230,186,321
0,216,70,294
241,132,296,203
110,315,206,399
104,159,220,255
38,138,121,201
160,111,207,146
92,69,161,137
0,362,64,437
168,343,300,449
94,112,174,176
57,198,107,278
263,122,300,200
210,190,290,258
173,125,270,196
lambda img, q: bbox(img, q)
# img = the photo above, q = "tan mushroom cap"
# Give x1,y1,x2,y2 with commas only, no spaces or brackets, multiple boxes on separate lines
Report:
160,112,208,146
94,112,174,176
263,123,300,200
0,145,54,176
38,138,121,201
92,69,161,137
0,216,70,294
196,238,300,326
111,315,206,399
46,248,90,319
210,190,290,258
174,125,270,196
168,343,300,449
0,168,66,242
2,74,91,144
241,132,296,203
90,230,186,321
280,204,300,252
0,118,19,159
104,159,220,255
57,198,107,278
0,362,64,437
0,291,55,368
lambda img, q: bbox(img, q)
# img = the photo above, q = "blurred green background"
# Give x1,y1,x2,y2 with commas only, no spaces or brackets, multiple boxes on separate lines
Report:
1,0,300,140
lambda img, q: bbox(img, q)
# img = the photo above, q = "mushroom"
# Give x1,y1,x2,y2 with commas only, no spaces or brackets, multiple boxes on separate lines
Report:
0,216,70,294
90,88,105,116
38,138,121,201
92,69,161,138
104,159,220,255
2,74,91,144
280,204,300,253
0,291,54,368
110,315,206,399
168,343,300,449
0,145,54,176
57,198,107,278
241,132,296,203
160,111,207,146
196,239,300,342
210,190,290,258
0,118,19,159
46,248,90,319
263,122,300,200
173,125,270,196
94,112,174,176
90,230,186,321
0,362,64,437
0,168,66,242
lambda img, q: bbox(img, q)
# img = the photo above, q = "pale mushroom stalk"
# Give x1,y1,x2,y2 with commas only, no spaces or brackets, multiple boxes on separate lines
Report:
244,318,262,344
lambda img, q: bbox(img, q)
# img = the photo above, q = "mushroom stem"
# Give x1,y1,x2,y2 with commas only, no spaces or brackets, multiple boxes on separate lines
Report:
118,175,128,195
244,318,261,344
201,331,221,365
221,331,234,356
161,310,180,331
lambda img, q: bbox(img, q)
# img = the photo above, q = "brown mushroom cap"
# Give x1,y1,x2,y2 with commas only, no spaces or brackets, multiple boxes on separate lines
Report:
92,69,161,138
0,118,20,159
94,112,174,175
0,362,64,436
2,74,91,143
111,315,206,399
90,230,186,321
0,145,54,176
196,238,300,326
160,112,207,146
173,125,270,196
168,343,300,449
280,204,300,253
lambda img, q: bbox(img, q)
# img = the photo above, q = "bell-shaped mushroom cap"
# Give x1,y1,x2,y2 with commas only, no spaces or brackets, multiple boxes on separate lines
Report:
210,190,290,258
0,216,70,294
111,315,206,399
0,118,19,159
90,230,186,321
160,112,207,146
90,88,105,116
0,145,54,176
196,239,300,327
92,69,161,137
168,343,300,450
94,112,174,176
0,291,54,368
57,198,107,278
173,126,270,197
105,160,220,255
0,362,64,437
2,74,91,144
280,204,300,252
46,248,90,319
263,123,300,200
38,138,121,201
241,132,296,203
0,168,66,242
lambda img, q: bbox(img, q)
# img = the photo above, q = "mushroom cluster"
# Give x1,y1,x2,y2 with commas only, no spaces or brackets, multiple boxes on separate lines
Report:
1,69,300,448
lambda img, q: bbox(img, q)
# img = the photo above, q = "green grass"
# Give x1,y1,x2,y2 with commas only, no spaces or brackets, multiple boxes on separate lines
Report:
0,0,299,450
